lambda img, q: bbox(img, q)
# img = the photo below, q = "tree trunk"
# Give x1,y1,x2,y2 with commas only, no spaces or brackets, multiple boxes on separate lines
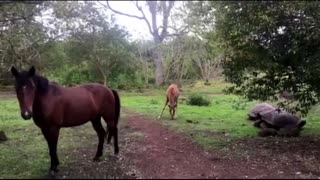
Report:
144,65,149,84
153,45,164,87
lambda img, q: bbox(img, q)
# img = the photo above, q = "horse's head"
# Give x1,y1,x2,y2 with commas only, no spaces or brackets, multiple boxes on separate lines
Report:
11,66,37,120
168,103,177,109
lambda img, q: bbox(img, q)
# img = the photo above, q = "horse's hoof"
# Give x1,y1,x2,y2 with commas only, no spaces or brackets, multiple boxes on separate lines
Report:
115,149,119,155
93,157,101,162
48,170,56,179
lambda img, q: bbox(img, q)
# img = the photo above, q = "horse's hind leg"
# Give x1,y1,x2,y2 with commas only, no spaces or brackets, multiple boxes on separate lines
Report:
106,125,112,144
103,118,119,155
91,116,106,161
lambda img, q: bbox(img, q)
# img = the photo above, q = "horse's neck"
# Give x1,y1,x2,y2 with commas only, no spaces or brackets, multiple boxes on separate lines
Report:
34,84,57,105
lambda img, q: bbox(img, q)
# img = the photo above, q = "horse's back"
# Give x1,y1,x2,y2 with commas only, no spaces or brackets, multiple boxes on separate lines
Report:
73,83,114,108
58,83,114,126
167,84,180,98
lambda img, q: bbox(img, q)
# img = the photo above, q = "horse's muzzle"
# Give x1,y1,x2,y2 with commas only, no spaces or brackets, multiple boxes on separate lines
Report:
21,111,32,120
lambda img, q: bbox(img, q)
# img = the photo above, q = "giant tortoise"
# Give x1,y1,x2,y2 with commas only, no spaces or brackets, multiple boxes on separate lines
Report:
248,102,276,121
248,103,306,137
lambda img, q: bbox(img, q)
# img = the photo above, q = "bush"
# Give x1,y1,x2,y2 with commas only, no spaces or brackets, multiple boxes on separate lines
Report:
204,79,211,86
186,93,211,106
109,73,146,90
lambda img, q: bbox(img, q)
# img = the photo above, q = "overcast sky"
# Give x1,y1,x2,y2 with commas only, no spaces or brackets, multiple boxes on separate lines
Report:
100,1,183,41
107,1,153,40
38,1,183,41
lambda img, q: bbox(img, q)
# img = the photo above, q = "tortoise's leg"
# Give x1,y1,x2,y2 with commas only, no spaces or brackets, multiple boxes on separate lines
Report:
253,120,262,128
298,120,306,129
258,128,278,137
248,114,258,121
278,127,300,137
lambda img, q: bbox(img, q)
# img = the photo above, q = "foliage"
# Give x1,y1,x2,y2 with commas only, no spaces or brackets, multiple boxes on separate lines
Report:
186,93,211,106
162,35,200,82
0,99,116,178
0,1,50,85
209,1,320,116
0,1,226,89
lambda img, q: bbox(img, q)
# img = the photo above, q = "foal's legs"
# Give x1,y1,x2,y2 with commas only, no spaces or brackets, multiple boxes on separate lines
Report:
158,97,169,119
41,127,60,178
91,116,106,161
174,98,178,119
170,108,174,120
172,108,176,120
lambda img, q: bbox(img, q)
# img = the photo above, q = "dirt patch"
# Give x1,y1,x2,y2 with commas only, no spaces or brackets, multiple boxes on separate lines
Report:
18,108,320,179
222,136,320,179
54,113,141,179
123,110,220,179
120,109,320,179
0,91,15,99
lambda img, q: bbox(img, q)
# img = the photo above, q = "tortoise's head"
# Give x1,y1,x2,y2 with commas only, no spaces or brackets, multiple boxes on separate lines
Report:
297,120,306,129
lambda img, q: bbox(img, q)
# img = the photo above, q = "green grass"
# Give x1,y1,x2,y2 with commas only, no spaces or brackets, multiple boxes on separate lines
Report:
0,99,98,179
3,79,320,177
120,80,320,149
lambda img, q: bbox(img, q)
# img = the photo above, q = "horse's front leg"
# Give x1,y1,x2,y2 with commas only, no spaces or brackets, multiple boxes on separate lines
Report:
41,127,60,178
170,108,174,120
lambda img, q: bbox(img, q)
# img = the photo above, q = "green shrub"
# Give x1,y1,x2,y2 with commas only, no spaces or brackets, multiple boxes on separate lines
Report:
186,93,211,106
204,79,211,86
109,73,146,90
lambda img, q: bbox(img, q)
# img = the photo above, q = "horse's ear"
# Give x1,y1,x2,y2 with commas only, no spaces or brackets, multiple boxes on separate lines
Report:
29,66,35,76
10,66,18,77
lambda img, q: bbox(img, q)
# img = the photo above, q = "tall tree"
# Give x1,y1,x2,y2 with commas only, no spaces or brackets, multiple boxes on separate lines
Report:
211,1,320,115
50,1,137,86
103,1,188,86
0,1,49,85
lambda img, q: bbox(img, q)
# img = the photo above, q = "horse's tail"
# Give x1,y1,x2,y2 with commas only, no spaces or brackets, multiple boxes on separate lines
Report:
106,89,120,154
112,89,121,126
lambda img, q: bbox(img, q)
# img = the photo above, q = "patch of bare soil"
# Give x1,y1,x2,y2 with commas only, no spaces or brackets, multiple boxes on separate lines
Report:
0,91,15,99
121,110,320,179
34,108,320,179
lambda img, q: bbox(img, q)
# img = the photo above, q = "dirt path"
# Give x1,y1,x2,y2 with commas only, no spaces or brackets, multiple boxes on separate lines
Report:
124,110,219,179
119,109,320,179
16,107,320,179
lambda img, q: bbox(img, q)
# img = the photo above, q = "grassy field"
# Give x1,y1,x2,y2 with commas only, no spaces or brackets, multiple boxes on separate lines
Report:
2,79,320,178
120,79,320,149
0,99,100,179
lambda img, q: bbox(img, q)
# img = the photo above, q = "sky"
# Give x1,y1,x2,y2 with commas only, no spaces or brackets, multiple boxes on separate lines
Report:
99,1,183,41
102,1,155,41
37,1,183,41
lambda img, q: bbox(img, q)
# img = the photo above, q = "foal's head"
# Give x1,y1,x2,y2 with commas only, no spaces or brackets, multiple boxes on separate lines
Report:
11,66,37,120
168,101,177,110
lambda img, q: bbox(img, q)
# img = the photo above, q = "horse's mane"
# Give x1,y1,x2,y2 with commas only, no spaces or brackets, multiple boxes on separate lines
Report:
32,74,49,95
33,75,62,96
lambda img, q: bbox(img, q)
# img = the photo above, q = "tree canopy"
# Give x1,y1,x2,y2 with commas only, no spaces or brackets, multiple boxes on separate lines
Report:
206,1,320,115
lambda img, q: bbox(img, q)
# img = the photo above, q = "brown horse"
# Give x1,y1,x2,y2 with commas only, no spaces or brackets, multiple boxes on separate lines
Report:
10,66,120,178
158,84,180,120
